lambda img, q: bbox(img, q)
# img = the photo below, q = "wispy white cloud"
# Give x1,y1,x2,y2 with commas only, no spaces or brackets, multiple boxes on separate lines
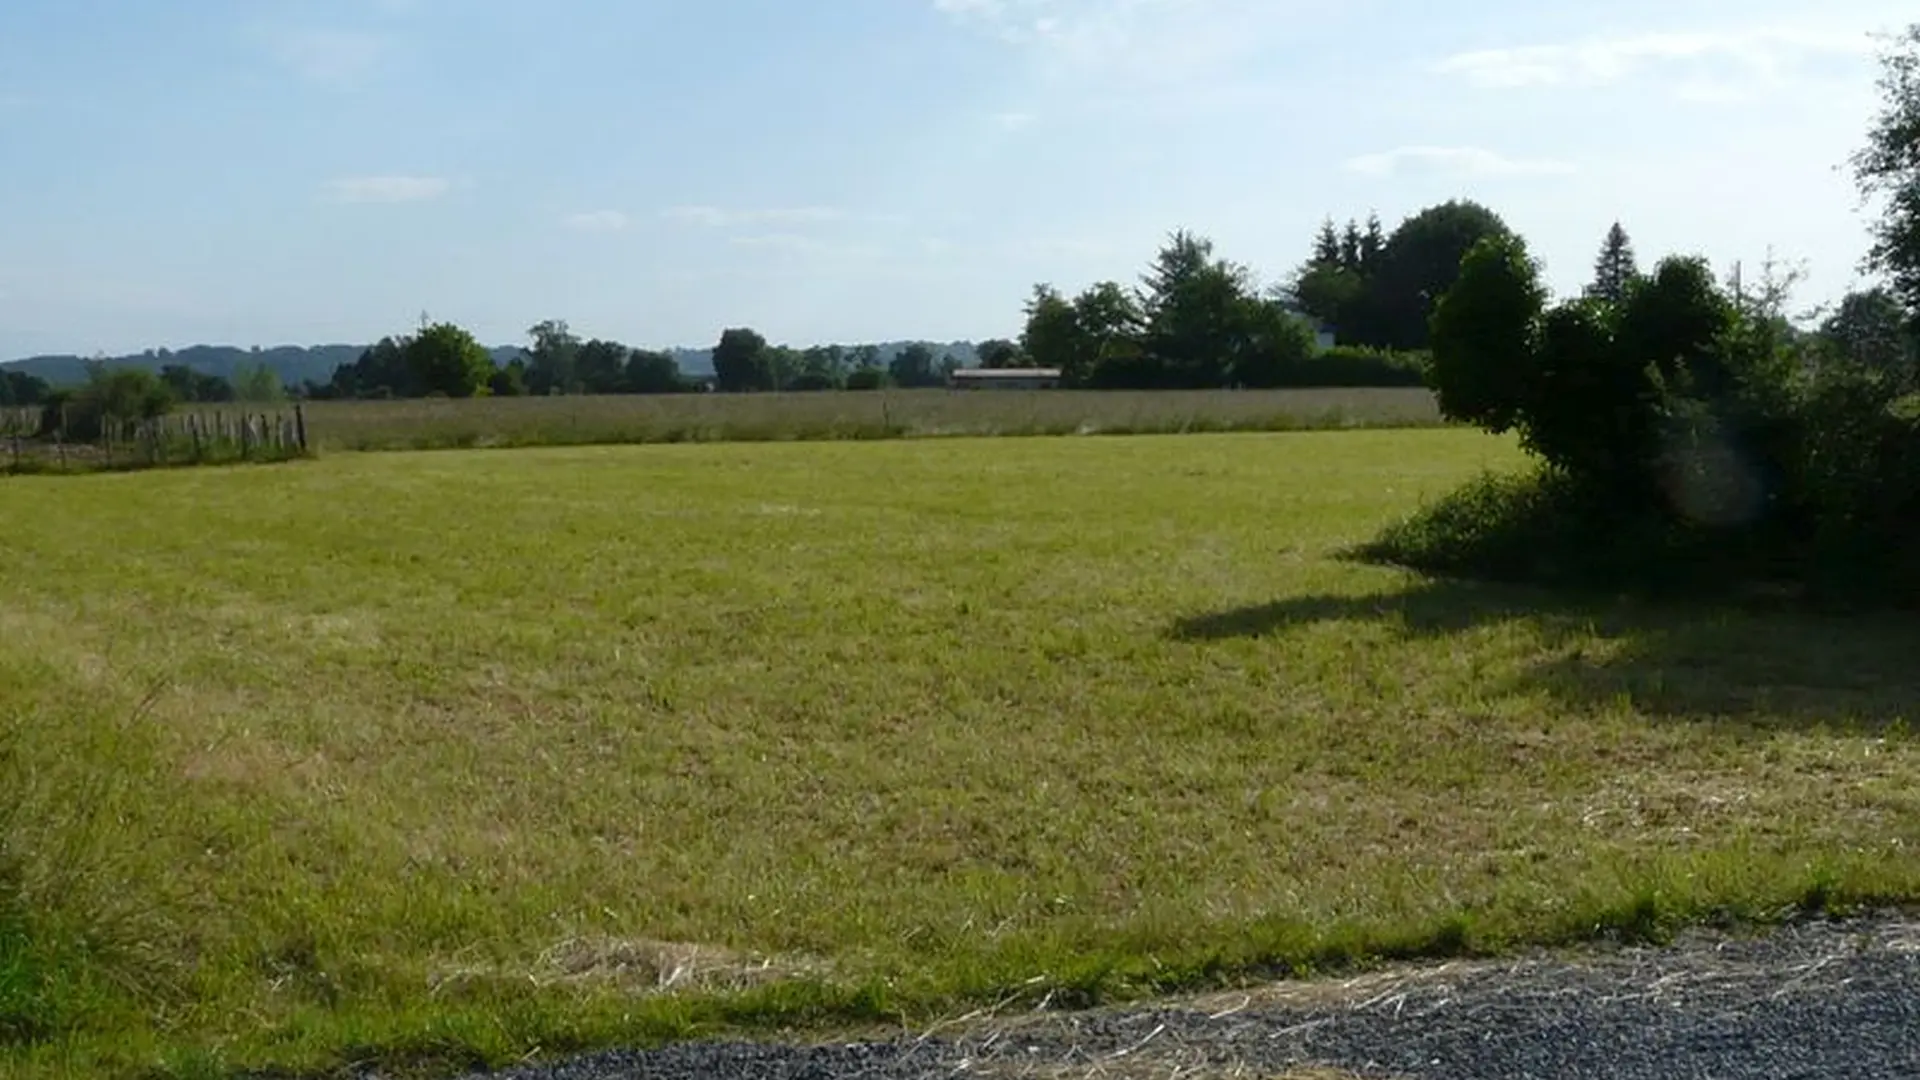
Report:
268,28,389,87
562,210,631,233
323,176,451,204
726,234,888,262
728,233,821,250
1434,24,1876,96
665,205,845,228
1343,146,1577,179
933,0,1326,111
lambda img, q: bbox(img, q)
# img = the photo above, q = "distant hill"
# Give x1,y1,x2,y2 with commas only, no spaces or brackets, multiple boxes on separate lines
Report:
2,345,367,389
2,339,986,388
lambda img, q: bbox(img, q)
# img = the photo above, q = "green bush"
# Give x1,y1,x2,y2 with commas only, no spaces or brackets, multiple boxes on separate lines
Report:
786,373,841,392
38,368,175,442
1397,234,1920,604
1306,346,1429,388
1358,468,1724,595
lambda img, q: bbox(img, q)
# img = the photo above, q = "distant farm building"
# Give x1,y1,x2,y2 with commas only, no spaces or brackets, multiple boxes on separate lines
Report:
950,368,1065,390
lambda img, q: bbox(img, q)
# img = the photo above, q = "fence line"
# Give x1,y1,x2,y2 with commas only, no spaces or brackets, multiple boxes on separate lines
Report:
0,404,309,475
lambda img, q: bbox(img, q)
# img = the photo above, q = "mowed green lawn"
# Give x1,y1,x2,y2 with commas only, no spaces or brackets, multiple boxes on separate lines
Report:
5,429,1919,1075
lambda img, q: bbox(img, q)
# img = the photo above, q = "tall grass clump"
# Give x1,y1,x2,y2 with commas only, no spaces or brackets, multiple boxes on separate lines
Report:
0,696,181,1056
1363,235,1920,606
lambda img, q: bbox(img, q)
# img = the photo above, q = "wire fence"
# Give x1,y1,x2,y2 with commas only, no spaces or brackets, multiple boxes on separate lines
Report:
0,405,308,474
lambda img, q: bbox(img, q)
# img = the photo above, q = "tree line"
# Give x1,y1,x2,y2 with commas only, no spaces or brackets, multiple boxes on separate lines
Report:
0,361,285,410
1005,203,1534,390
300,320,999,400
305,204,1523,400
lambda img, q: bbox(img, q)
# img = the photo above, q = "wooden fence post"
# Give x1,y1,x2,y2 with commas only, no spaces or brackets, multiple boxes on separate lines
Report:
294,403,308,453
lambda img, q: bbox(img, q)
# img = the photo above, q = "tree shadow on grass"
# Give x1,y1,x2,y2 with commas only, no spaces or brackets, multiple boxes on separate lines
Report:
1171,577,1920,734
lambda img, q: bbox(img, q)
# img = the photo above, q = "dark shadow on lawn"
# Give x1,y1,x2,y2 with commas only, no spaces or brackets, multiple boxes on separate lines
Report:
1171,577,1920,733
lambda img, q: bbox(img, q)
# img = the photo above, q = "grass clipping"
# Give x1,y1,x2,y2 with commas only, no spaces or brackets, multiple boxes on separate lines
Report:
433,938,829,999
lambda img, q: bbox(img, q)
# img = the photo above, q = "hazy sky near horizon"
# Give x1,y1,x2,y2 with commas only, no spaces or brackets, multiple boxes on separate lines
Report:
0,0,1911,359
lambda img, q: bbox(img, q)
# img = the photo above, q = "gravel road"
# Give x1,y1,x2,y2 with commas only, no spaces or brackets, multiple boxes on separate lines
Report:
450,914,1920,1080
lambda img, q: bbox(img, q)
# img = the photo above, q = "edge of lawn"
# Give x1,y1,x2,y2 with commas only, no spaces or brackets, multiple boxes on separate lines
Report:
32,860,1917,1080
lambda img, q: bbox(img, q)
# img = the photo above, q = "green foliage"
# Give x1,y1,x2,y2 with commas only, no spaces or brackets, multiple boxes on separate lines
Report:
1619,257,1738,391
1427,234,1548,435
230,362,285,404
888,343,945,388
1852,25,1920,326
1019,285,1085,380
1288,201,1512,350
624,349,687,394
843,368,889,391
1138,231,1258,388
1300,346,1429,388
0,371,50,408
1588,222,1640,304
974,338,1024,368
1071,282,1146,386
712,327,772,392
158,365,234,404
792,345,850,389
326,336,413,399
489,357,529,397
1221,298,1317,388
1017,232,1403,391
1818,287,1915,382
524,320,581,396
42,366,176,441
1394,220,1920,602
575,340,630,395
1367,200,1514,350
1360,468,1717,593
1289,262,1364,333
404,322,494,399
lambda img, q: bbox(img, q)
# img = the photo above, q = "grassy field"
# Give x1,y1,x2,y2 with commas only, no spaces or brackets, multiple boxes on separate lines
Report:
286,387,1443,452
4,429,1919,1077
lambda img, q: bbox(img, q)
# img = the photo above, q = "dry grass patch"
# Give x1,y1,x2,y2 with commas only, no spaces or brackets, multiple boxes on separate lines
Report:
965,1064,1378,1080
441,938,828,997
285,387,1443,452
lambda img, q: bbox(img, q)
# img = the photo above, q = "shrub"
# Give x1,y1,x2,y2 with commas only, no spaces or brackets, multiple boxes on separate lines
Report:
39,368,175,442
1358,468,1724,595
1398,233,1920,605
405,323,494,399
786,373,841,392
1309,346,1429,388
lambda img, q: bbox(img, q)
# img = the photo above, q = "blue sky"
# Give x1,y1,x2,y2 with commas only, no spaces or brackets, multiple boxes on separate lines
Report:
0,0,1911,358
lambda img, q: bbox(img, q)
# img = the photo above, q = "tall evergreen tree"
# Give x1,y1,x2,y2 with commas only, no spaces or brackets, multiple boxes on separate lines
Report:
1359,212,1387,274
1338,219,1364,271
1588,222,1640,304
1311,219,1342,266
